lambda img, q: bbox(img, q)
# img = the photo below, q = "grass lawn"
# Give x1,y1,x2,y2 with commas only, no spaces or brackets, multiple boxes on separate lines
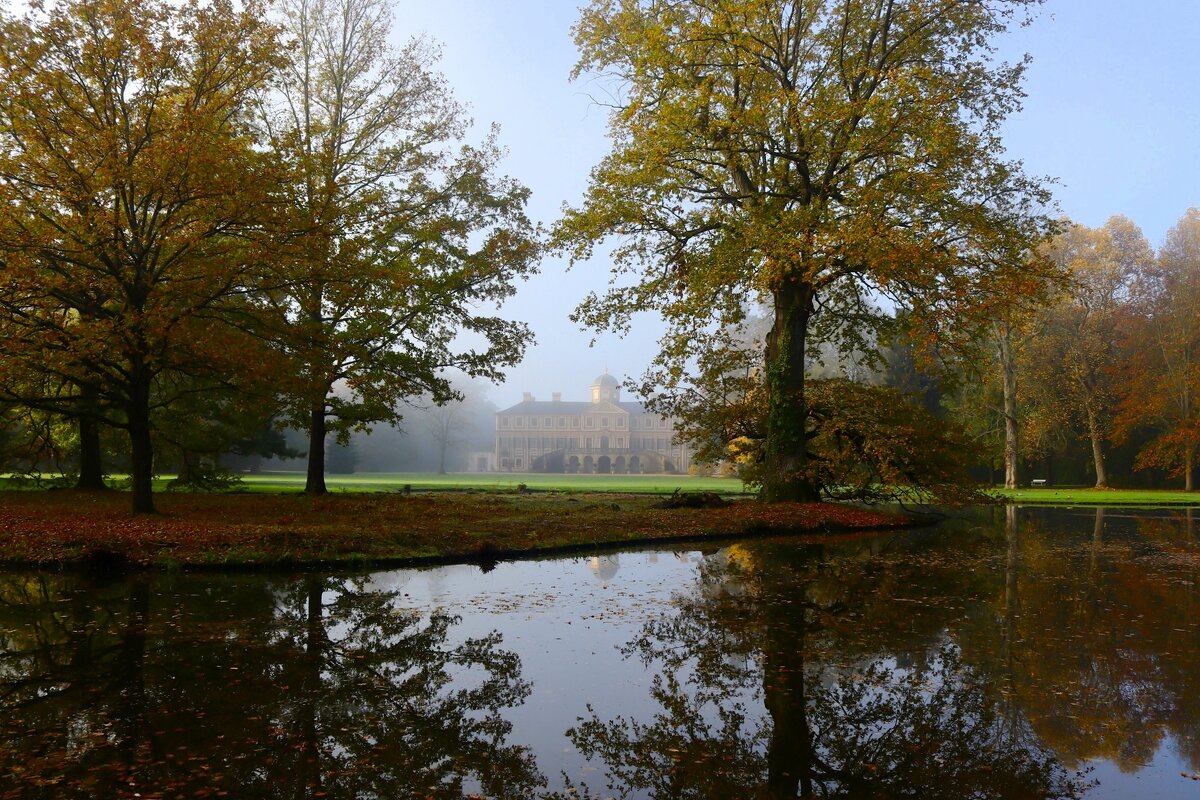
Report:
235,471,751,494
1,470,750,495
996,486,1200,506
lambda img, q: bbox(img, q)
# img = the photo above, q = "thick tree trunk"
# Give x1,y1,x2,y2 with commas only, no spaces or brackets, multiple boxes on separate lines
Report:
762,282,819,503
76,412,106,490
1085,405,1108,488
127,375,156,514
998,324,1020,490
305,402,328,494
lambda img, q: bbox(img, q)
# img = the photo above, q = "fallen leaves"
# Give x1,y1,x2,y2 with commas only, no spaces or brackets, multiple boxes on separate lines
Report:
0,489,915,569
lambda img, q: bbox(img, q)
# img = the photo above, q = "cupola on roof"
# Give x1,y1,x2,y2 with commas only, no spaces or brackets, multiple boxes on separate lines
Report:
593,373,619,388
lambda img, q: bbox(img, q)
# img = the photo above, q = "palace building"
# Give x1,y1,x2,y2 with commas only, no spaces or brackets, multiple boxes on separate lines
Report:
493,373,692,474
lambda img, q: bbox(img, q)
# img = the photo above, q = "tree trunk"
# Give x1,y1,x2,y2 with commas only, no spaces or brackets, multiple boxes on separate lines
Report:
1188,444,1195,492
762,282,819,503
437,437,447,475
76,412,106,490
1085,404,1108,488
998,323,1020,490
305,402,328,494
127,375,156,514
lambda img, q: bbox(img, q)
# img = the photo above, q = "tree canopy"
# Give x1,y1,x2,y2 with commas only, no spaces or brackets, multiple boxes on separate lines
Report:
258,0,539,494
556,0,1058,501
0,0,282,511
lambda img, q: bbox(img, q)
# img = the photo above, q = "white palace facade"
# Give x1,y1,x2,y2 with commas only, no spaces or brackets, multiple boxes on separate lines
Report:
493,373,693,474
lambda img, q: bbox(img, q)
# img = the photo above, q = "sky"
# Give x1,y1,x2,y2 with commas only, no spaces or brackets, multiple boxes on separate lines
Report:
395,0,1200,409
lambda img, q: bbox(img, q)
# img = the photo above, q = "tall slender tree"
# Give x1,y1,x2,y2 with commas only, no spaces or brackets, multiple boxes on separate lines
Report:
556,0,1057,501
259,0,539,494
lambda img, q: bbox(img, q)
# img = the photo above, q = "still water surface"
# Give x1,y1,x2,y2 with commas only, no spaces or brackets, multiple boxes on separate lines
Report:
2,506,1199,798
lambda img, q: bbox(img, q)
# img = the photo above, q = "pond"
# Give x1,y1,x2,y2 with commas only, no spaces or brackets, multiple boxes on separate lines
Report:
2,506,1199,798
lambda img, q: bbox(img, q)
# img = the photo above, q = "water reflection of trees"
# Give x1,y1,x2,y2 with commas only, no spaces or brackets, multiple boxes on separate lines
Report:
0,572,540,799
960,507,1200,775
564,533,1087,799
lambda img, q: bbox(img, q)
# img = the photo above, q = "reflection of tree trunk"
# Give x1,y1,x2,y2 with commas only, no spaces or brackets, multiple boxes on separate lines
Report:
117,581,151,791
764,604,815,798
999,506,1021,734
1090,507,1105,575
302,576,325,795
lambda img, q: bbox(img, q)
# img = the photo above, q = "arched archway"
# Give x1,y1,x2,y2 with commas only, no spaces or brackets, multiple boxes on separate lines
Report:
583,455,594,473
629,455,641,474
597,455,612,474
568,455,580,474
614,456,626,474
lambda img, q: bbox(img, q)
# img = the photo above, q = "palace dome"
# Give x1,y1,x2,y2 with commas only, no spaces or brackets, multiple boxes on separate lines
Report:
593,373,619,388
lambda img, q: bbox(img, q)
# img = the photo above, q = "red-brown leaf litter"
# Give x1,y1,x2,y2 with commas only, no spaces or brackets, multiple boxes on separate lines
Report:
0,489,917,569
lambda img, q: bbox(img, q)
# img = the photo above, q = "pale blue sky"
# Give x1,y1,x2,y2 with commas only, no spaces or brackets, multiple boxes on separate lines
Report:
405,2,1200,407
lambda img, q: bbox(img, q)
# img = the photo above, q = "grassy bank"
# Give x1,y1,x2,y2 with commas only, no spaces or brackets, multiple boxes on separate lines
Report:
997,487,1200,506
0,488,911,569
1,470,749,495
236,471,750,494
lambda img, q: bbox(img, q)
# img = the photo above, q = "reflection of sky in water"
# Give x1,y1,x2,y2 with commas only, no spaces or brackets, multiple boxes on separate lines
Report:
370,549,707,785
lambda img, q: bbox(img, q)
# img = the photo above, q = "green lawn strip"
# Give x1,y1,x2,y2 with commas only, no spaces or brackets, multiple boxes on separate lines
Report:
994,487,1200,506
235,471,750,495
1,471,751,495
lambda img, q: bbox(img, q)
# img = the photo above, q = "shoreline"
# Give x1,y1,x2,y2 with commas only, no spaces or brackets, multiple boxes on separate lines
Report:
0,488,922,571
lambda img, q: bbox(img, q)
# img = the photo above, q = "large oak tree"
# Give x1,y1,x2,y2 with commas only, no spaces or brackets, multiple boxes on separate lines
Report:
556,0,1057,501
0,0,281,512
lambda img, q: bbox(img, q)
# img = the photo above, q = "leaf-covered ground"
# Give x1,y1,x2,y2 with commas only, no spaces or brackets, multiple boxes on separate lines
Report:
0,489,914,569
